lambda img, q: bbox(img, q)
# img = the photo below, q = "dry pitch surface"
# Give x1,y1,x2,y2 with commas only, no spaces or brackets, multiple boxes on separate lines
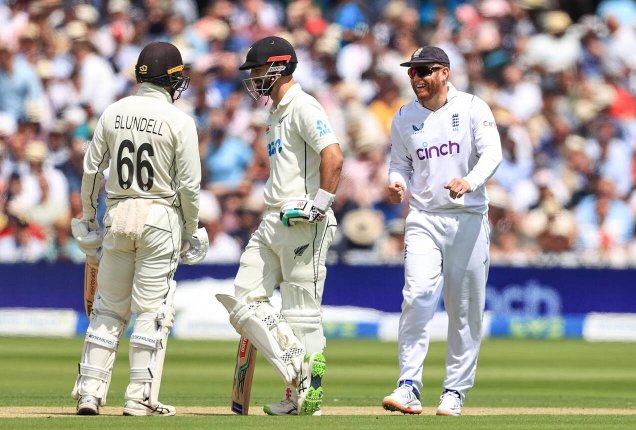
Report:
1,406,636,418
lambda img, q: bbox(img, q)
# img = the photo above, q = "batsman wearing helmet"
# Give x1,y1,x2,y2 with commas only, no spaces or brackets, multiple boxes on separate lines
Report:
70,41,206,416
216,36,343,416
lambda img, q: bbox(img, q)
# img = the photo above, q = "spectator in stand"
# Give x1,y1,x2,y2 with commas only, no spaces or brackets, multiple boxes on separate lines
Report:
69,36,116,117
44,215,85,264
0,214,47,263
585,117,633,199
493,62,543,123
0,42,44,123
576,176,634,265
0,1,634,267
198,190,241,264
523,10,582,74
203,108,253,195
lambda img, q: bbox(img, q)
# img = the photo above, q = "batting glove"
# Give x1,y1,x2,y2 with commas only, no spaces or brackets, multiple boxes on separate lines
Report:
280,199,321,226
70,218,103,257
180,227,209,265
280,189,335,227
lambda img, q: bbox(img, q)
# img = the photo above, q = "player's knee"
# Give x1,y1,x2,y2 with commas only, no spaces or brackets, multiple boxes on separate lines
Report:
279,282,325,352
282,307,325,352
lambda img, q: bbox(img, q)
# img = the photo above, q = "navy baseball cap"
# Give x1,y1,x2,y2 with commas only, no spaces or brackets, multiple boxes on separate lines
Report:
400,46,450,68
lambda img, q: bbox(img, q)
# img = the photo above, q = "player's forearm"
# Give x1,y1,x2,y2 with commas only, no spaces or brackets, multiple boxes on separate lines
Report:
389,170,409,190
463,143,502,191
176,123,202,234
319,143,343,194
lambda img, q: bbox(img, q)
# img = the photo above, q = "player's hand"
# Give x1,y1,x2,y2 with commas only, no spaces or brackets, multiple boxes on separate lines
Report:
71,218,102,256
280,199,324,226
180,227,209,265
444,178,472,199
387,182,405,203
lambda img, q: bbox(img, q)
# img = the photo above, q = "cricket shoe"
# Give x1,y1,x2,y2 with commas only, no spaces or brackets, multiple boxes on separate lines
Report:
123,399,176,416
382,381,423,414
76,395,99,415
297,352,326,416
436,389,462,416
264,387,298,415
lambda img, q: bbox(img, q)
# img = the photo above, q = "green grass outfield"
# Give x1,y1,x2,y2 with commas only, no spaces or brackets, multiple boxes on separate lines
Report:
0,337,635,429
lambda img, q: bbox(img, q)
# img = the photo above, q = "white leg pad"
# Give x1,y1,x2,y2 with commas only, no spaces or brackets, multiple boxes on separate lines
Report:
216,294,305,385
126,283,175,406
280,282,326,353
71,310,127,406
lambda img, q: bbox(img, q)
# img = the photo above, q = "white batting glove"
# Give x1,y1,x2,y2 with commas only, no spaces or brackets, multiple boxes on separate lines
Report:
280,189,335,227
280,199,323,226
180,227,209,265
70,218,103,257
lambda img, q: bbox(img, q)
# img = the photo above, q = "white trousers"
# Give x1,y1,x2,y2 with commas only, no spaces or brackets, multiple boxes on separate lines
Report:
397,210,490,399
234,210,337,352
97,203,181,316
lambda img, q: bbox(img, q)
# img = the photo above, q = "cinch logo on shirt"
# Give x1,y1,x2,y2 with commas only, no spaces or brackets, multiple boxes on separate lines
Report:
316,120,331,136
416,141,460,160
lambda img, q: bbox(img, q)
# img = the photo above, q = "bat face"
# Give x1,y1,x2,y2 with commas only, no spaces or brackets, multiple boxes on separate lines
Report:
231,337,257,415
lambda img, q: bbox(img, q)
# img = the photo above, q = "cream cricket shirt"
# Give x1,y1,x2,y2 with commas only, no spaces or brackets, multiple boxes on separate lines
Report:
263,83,338,208
81,83,201,235
389,83,502,214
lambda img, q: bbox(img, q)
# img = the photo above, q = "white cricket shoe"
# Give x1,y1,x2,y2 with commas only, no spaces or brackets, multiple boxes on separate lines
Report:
382,382,423,414
264,388,298,415
436,390,462,416
123,399,176,416
76,395,99,415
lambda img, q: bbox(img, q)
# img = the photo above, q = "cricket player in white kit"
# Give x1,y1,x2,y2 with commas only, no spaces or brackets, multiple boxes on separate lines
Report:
70,42,207,416
381,47,502,416
216,36,343,416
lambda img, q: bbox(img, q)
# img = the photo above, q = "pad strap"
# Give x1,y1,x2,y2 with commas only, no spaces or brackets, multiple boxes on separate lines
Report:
130,332,160,350
281,308,322,329
79,363,111,382
85,328,119,350
130,368,153,383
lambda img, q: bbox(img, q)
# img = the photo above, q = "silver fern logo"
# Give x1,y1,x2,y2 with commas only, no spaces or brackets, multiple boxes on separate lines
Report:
452,113,459,131
293,244,309,258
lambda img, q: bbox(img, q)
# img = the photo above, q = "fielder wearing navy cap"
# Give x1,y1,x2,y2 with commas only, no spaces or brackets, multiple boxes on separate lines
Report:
400,46,450,68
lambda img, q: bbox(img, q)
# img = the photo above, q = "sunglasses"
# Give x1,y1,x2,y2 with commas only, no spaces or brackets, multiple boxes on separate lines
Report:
408,66,444,78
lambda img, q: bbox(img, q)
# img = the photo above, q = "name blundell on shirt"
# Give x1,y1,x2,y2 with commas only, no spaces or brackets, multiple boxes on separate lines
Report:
114,115,165,136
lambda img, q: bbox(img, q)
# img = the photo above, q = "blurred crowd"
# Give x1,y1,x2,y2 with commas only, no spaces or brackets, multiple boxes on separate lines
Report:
1,0,635,267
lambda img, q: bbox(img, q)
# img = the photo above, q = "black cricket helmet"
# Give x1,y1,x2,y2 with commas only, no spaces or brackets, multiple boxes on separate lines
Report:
135,42,190,100
239,36,297,101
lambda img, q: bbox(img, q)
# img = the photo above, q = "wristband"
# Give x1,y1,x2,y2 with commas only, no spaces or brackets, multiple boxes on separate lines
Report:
313,188,336,212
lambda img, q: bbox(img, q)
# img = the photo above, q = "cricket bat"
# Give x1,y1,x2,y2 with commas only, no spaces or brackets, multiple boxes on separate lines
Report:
83,255,99,318
231,336,257,415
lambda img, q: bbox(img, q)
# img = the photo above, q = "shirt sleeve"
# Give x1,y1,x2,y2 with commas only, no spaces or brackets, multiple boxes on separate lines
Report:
80,114,109,221
175,116,201,236
388,116,412,189
463,97,503,191
297,99,338,153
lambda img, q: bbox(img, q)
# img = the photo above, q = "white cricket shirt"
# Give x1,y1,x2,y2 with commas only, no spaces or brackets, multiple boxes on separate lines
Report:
81,83,201,235
389,83,502,214
263,83,338,208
